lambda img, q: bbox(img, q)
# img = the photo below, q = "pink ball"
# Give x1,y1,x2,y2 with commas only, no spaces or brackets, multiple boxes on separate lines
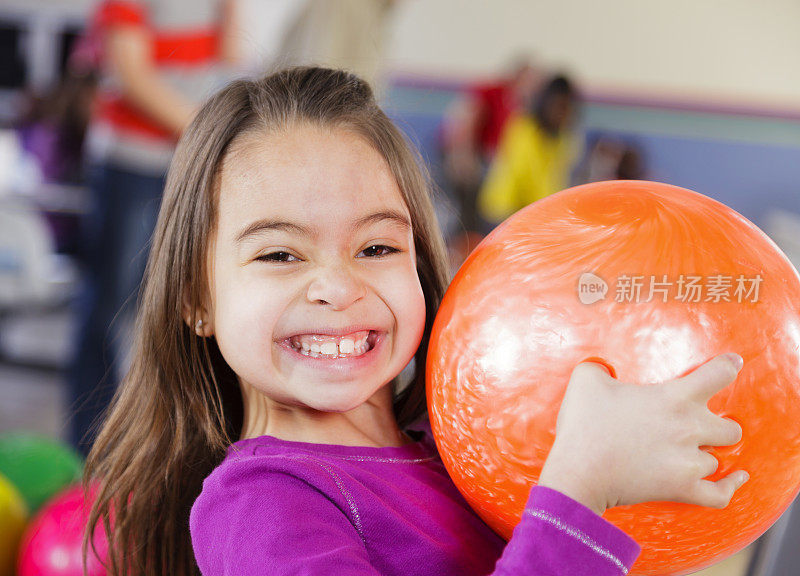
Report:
17,484,107,576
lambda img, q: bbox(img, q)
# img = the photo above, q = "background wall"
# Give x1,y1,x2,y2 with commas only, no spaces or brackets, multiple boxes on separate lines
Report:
6,0,800,108
387,0,800,112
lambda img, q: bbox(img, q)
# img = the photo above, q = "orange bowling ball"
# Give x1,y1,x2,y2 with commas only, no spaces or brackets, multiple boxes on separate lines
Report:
427,180,800,575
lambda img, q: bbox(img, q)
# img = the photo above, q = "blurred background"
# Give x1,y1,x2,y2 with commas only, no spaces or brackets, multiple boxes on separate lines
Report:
0,1,798,575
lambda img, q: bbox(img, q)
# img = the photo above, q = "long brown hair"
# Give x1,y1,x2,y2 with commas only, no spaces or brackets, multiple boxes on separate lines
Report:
84,67,450,575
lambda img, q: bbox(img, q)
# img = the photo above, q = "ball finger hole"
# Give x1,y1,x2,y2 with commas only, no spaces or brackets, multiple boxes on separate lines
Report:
581,357,617,379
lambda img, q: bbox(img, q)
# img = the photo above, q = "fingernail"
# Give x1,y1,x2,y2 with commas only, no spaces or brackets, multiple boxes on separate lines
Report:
739,471,750,486
725,353,744,371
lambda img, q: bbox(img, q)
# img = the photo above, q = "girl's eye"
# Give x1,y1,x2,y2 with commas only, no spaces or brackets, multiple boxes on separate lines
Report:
256,251,299,263
359,245,399,258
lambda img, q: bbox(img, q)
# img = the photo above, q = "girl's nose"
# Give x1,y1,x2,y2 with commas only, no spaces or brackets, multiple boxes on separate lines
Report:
306,263,367,310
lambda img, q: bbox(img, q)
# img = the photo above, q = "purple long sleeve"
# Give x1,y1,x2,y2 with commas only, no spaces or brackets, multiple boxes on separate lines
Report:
190,429,639,575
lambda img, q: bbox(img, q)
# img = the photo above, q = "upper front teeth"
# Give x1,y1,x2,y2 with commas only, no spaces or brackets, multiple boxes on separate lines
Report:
291,331,370,357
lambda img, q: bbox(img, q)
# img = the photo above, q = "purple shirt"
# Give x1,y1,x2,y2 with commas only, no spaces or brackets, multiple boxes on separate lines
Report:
190,428,639,575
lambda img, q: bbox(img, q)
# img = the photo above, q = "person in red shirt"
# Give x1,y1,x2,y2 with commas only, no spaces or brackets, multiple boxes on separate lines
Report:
68,0,240,455
438,59,541,268
470,62,542,157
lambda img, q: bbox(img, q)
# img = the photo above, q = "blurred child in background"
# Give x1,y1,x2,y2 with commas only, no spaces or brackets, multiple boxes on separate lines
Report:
477,74,580,227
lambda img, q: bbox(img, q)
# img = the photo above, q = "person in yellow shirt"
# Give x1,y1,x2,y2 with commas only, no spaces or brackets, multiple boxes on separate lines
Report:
478,75,580,226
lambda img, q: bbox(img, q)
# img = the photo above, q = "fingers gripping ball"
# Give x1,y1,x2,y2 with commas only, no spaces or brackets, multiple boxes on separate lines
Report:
426,181,800,575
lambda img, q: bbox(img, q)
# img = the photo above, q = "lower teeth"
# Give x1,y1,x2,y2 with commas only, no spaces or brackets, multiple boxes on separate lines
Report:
296,344,369,358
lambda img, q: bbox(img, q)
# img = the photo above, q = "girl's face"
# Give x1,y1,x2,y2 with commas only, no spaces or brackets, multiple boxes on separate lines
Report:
207,124,426,416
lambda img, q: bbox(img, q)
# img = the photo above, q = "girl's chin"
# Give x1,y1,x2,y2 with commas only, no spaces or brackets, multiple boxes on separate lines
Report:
302,387,386,414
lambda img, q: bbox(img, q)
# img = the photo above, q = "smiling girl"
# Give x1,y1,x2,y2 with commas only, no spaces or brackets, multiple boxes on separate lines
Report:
85,67,747,576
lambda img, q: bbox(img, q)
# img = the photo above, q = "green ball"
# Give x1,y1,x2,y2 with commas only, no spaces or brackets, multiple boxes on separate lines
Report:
0,433,83,513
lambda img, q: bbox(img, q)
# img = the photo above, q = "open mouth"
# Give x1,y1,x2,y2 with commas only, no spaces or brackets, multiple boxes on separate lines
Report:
286,330,379,359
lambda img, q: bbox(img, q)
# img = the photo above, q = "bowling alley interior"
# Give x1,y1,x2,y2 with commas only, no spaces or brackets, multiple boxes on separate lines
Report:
1,1,800,575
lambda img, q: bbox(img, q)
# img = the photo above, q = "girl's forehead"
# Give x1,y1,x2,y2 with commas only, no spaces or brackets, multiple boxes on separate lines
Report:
216,126,410,231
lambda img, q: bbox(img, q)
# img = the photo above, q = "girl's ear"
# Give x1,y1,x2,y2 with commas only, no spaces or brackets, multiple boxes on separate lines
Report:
182,293,214,338
191,315,214,338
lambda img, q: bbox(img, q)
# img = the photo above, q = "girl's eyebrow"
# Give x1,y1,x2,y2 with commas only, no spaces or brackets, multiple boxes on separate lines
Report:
235,209,411,243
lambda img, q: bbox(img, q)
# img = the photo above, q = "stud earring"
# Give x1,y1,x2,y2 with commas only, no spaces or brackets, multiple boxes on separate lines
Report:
195,319,204,333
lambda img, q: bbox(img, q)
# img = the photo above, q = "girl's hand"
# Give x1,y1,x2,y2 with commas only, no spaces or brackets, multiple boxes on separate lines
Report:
538,354,749,516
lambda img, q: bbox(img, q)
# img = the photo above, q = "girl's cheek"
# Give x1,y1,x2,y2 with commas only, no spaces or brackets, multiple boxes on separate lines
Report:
408,276,427,346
